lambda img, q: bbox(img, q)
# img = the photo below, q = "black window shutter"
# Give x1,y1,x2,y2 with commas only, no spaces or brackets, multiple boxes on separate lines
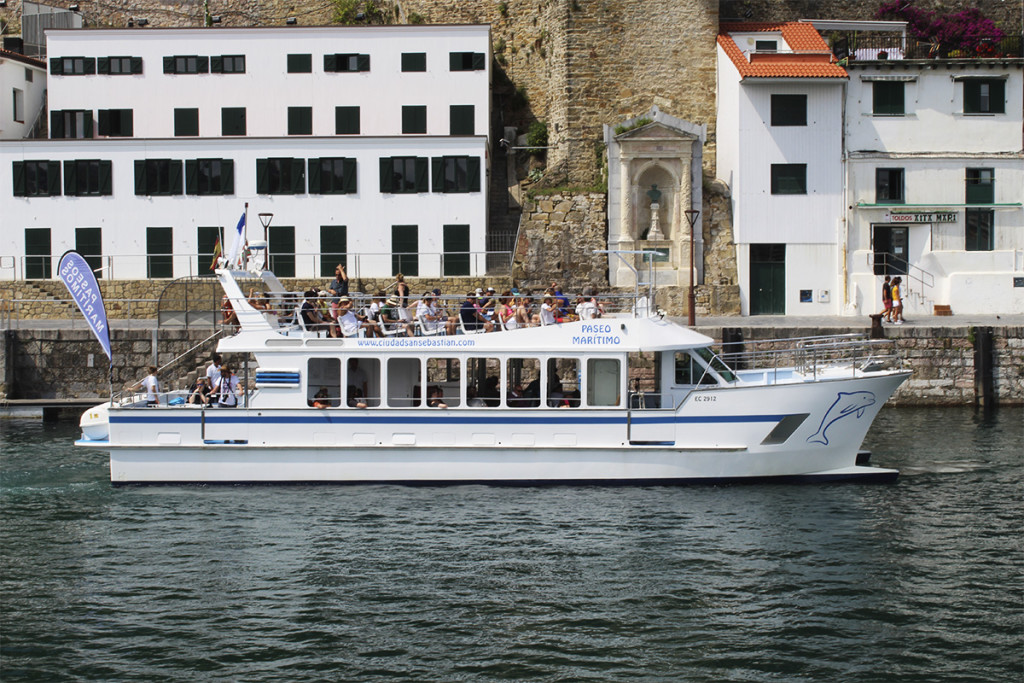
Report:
84,58,96,75
471,52,485,70
379,158,391,192
256,159,268,194
449,53,460,70
292,158,305,194
83,113,93,139
97,57,110,74
185,159,197,195
343,158,357,193
64,161,76,196
324,54,337,72
222,159,234,194
50,111,63,138
431,157,443,192
211,56,223,73
131,57,143,74
990,80,1005,113
170,160,183,194
308,158,321,194
468,157,481,192
122,110,133,137
98,110,110,136
99,160,113,195
134,159,146,195
50,58,64,75
48,161,62,195
357,53,370,71
13,161,26,196
163,56,175,74
197,56,209,73
415,158,429,192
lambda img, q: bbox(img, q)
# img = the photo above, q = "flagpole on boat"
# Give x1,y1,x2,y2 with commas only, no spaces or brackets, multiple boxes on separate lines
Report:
243,201,249,270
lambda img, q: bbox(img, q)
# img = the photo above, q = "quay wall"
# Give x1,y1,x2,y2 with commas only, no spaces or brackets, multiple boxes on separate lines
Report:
2,325,1021,405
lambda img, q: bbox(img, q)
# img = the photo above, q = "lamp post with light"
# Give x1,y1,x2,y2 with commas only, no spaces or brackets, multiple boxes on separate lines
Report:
684,209,700,326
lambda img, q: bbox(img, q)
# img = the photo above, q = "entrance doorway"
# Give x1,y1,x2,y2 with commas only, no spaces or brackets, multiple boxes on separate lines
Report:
750,243,786,315
873,225,908,275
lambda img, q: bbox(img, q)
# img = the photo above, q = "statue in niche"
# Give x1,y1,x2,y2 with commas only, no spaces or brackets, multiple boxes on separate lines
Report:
645,184,665,240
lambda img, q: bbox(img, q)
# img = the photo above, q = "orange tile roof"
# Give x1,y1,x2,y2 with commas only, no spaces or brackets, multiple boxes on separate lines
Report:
719,22,847,79
0,49,47,69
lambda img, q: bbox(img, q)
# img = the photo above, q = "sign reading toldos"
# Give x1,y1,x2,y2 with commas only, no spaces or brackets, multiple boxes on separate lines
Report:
885,211,958,224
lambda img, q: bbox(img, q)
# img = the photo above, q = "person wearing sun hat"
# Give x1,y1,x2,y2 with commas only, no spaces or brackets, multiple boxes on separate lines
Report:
380,295,413,336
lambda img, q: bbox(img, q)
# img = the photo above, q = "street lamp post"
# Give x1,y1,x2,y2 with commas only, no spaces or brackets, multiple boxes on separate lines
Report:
684,209,700,326
258,213,274,245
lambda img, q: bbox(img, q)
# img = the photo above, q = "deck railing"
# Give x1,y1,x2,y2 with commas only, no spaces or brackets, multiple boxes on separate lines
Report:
717,334,902,383
827,32,1021,61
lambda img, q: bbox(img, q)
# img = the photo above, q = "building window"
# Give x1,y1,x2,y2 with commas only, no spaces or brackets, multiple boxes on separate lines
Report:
875,168,904,204
186,159,235,196
392,225,419,277
25,67,33,82
211,55,245,73
963,79,1005,114
76,227,103,278
63,160,112,196
268,225,295,277
50,110,93,139
134,159,183,196
324,53,370,72
12,88,24,123
449,105,474,135
309,157,357,195
49,56,95,75
288,106,312,135
335,106,360,135
770,164,806,195
174,108,199,136
873,81,904,116
198,226,222,272
443,224,470,276
164,56,209,74
432,156,481,193
288,54,312,73
402,52,426,72
24,228,52,279
770,94,806,126
965,168,994,204
256,158,305,195
449,52,485,71
755,40,778,51
379,157,428,194
146,227,174,278
98,56,142,75
221,107,246,136
12,161,61,197
97,109,133,137
402,105,427,134
320,225,347,276
965,209,994,251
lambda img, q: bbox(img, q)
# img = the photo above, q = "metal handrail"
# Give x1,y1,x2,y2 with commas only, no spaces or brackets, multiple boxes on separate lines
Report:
869,252,935,294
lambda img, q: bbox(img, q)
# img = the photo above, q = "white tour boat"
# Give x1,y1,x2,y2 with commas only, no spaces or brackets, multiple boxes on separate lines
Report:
77,262,910,485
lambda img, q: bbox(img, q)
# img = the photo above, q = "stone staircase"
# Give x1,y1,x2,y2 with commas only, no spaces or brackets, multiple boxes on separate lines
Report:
3,281,79,318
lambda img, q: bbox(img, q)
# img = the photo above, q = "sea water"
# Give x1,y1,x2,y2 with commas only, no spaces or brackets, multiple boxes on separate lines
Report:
1,407,1021,681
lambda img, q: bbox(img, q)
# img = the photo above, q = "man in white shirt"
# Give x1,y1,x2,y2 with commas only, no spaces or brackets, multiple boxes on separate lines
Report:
416,293,456,335
139,366,160,406
205,354,222,386
336,297,361,337
215,365,240,407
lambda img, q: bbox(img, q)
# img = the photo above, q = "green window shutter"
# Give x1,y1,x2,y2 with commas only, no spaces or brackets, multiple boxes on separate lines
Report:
99,160,113,195
380,158,391,192
467,157,481,192
131,57,143,74
97,110,110,136
403,106,426,134
392,225,419,277
185,159,197,195
134,159,146,195
50,111,63,138
48,161,62,195
50,58,63,75
431,157,444,192
97,57,110,74
324,54,337,72
335,106,359,134
288,54,312,73
471,52,485,70
989,80,1005,114
450,105,474,135
211,56,223,73
24,228,52,279
874,82,904,115
415,158,429,192
288,107,312,135
222,159,234,194
64,161,77,195
84,58,96,75
121,110,133,137
357,54,370,71
342,158,357,193
256,159,269,194
197,56,209,73
449,53,460,70
320,225,347,276
443,224,470,276
268,225,296,277
308,158,322,194
83,113,93,138
163,56,175,73
291,158,305,194
170,160,183,194
12,161,26,196
402,53,426,72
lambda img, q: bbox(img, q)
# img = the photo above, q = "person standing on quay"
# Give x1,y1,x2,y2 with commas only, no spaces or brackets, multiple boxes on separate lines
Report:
891,276,904,324
880,275,893,322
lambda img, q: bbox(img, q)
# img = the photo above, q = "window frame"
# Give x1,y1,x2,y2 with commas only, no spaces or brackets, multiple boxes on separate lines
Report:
97,108,134,137
431,156,481,193
324,53,370,73
174,108,199,136
12,160,62,197
287,106,313,135
963,79,1005,115
211,55,246,74
50,56,95,75
770,94,807,126
449,52,485,71
335,106,360,135
308,157,357,195
401,52,427,72
146,226,174,279
875,168,905,204
770,163,807,195
256,157,306,195
965,168,995,205
164,55,210,75
449,104,475,135
134,158,184,196
379,156,429,194
221,107,246,136
186,158,235,196
872,81,905,116
965,208,994,251
402,105,427,134
287,53,312,73
63,159,113,197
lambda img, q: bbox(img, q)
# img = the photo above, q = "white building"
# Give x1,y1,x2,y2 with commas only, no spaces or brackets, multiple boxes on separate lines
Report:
716,22,848,316
836,24,1024,316
1,25,491,280
0,48,48,140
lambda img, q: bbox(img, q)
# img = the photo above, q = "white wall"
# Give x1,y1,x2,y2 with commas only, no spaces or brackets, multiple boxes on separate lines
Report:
0,56,47,139
45,25,491,139
1,135,488,280
736,243,839,316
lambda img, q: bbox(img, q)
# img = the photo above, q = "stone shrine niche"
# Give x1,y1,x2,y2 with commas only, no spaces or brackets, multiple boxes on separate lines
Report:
604,107,706,289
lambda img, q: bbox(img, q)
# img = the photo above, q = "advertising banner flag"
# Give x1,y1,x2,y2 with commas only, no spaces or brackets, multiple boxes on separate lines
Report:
58,250,112,360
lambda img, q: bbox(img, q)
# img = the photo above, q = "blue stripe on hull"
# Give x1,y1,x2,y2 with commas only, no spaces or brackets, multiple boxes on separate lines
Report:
109,413,789,426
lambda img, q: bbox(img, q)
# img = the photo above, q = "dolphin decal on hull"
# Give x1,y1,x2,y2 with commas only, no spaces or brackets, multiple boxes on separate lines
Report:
807,391,877,445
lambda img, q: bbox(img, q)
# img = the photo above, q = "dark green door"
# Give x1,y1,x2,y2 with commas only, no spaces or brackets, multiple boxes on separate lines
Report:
750,243,786,315
872,225,908,275
24,228,51,279
320,225,347,277
76,227,102,278
392,225,419,277
197,226,221,274
443,224,470,276
269,225,295,277
146,227,173,278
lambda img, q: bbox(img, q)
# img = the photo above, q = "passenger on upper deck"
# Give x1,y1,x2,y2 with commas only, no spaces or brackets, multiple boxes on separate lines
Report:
300,290,332,335
380,296,414,336
417,293,457,335
393,272,410,307
577,288,602,320
537,296,558,326
188,376,212,405
328,264,349,321
461,293,495,333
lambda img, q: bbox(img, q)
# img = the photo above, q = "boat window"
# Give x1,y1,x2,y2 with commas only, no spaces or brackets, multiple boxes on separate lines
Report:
547,358,580,407
387,357,420,407
467,357,501,407
587,358,620,407
627,351,662,408
694,347,737,383
346,357,380,407
307,358,341,407
507,357,540,408
426,357,460,408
